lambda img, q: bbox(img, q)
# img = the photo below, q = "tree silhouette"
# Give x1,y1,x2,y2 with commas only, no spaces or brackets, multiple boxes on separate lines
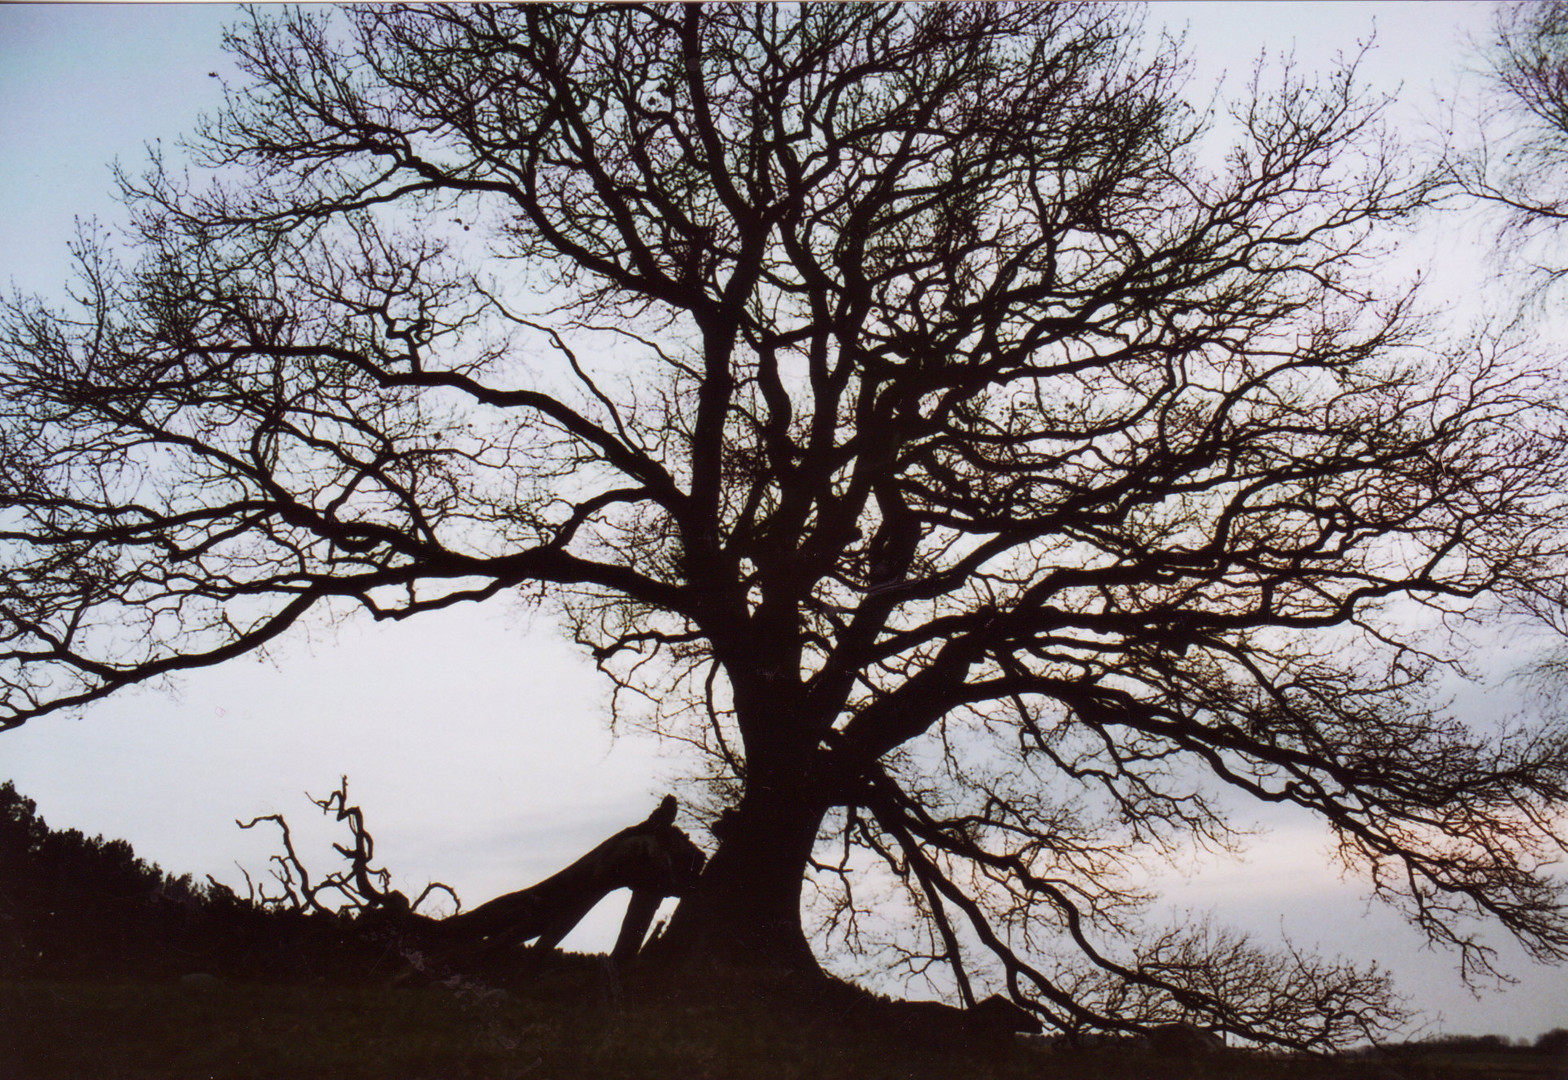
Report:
3,3,1567,1049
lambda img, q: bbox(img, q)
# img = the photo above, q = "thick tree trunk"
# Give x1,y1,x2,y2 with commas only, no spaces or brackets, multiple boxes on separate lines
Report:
652,782,827,976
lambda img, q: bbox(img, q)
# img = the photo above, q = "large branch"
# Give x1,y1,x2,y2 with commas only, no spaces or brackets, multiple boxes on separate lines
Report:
429,795,703,963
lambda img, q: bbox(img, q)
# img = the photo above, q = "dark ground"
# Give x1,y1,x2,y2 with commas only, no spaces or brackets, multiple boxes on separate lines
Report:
3,953,1564,1080
5,782,1563,1079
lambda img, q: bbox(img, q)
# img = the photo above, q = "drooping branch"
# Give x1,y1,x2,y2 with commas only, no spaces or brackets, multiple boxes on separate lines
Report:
860,767,1408,1051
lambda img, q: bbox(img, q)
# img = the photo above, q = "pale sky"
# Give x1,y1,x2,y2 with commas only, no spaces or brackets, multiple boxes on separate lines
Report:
2,1,1564,1043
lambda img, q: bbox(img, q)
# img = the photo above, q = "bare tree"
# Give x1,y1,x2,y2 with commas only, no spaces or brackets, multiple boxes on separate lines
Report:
2,3,1566,1050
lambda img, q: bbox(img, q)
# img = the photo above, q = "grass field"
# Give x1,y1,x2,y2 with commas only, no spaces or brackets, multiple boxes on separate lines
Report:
2,966,1564,1080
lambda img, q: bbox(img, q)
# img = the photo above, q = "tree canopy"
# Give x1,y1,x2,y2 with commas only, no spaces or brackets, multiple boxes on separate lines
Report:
3,2,1567,1050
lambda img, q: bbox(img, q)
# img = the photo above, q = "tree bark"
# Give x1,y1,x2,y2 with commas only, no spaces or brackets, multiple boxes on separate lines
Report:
653,783,827,976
